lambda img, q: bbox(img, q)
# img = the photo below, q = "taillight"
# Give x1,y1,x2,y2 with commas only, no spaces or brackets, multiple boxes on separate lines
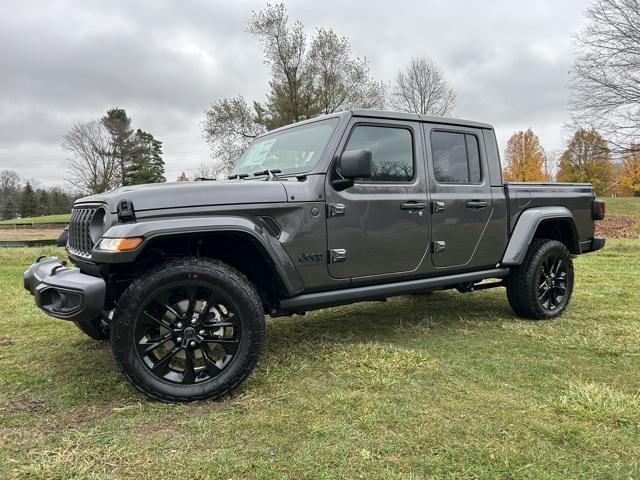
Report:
592,199,605,220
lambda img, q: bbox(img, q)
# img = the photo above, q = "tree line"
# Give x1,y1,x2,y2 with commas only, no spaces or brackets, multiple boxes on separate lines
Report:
64,0,640,198
0,170,74,220
502,128,640,195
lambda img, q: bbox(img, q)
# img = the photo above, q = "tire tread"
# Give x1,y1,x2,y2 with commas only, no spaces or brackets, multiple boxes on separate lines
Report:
110,257,264,403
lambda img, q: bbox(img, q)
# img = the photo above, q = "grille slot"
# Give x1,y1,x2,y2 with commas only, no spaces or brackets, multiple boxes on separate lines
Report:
68,206,99,258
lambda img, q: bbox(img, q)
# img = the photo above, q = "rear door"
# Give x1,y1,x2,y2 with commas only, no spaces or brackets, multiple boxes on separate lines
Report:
325,118,429,279
425,125,493,268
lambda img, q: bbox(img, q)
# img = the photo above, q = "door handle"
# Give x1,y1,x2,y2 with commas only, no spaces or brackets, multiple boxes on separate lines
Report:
400,202,426,211
466,200,488,209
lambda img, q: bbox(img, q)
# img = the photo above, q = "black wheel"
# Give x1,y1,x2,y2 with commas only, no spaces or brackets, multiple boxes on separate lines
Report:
111,257,265,402
506,239,574,320
74,310,111,340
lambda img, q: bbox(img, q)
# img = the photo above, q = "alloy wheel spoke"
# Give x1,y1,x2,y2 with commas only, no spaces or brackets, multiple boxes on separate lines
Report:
159,302,183,321
151,346,181,372
182,348,197,383
204,321,235,328
201,337,239,353
201,348,223,377
140,333,172,356
185,285,199,317
143,311,172,330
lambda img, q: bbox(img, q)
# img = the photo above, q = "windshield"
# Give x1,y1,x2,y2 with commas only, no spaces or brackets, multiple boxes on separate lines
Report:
231,117,339,176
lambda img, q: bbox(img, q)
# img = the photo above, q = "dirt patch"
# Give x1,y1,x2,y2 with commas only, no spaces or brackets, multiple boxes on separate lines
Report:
82,341,110,351
595,215,640,239
0,390,49,415
0,336,14,347
0,227,63,241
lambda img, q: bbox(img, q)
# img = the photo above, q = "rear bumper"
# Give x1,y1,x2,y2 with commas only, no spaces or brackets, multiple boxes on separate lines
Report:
23,256,106,322
580,236,606,254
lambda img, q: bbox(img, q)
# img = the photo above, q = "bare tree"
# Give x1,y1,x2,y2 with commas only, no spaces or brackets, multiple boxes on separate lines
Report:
0,170,20,199
391,57,456,116
62,120,119,194
570,0,640,153
195,161,228,180
201,96,265,174
247,3,311,126
308,28,386,114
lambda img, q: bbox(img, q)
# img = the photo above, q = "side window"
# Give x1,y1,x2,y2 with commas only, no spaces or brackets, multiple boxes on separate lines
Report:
431,131,482,184
343,125,414,182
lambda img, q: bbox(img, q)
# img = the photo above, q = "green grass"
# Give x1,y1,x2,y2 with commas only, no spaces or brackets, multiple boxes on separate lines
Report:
603,197,640,220
0,213,69,225
1,242,639,479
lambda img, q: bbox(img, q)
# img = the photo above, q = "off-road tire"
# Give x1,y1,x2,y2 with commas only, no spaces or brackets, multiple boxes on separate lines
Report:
111,257,265,402
506,239,574,320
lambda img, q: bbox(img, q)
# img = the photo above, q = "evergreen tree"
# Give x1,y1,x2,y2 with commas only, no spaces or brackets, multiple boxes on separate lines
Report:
3,197,18,220
50,188,71,214
102,108,134,186
37,189,50,216
19,182,38,218
126,129,165,185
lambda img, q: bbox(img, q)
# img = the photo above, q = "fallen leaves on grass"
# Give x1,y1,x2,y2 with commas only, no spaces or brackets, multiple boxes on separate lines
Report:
595,215,640,239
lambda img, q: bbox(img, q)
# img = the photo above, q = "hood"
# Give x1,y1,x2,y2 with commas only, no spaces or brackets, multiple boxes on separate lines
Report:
76,180,288,213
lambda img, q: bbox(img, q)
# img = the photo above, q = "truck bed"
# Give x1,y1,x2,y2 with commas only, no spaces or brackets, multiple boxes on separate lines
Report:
504,182,596,243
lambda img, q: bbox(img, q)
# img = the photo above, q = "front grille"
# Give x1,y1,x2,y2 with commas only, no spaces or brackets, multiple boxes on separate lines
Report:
68,206,98,257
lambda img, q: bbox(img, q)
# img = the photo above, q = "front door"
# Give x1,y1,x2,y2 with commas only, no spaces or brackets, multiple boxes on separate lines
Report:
425,125,493,268
326,119,429,279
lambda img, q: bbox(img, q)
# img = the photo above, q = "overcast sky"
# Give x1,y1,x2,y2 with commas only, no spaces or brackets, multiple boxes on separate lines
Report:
0,0,589,187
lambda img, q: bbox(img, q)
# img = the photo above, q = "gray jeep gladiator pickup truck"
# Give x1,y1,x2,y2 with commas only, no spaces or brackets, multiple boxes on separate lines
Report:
24,110,605,402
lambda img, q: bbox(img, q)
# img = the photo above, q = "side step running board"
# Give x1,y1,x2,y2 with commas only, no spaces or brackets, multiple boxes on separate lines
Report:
278,268,510,312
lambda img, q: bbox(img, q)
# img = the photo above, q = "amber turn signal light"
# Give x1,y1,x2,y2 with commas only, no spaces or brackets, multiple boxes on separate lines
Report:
97,237,143,251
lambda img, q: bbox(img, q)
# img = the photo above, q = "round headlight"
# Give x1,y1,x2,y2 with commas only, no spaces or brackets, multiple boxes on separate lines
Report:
89,207,107,244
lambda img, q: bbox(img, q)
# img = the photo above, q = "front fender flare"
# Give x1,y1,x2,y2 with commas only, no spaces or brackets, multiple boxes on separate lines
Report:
92,216,304,296
501,206,577,266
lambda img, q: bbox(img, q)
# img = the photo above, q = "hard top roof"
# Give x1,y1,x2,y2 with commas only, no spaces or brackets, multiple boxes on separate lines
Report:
349,109,493,129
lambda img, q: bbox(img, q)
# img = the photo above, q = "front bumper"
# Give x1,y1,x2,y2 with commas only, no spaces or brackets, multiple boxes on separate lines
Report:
23,256,106,322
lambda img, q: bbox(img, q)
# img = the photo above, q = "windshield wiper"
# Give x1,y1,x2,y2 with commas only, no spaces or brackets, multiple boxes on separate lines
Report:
228,173,250,180
253,169,282,180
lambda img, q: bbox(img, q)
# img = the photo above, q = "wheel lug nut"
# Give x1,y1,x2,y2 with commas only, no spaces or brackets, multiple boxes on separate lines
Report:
176,322,183,329
176,337,182,343
199,330,205,336
190,341,196,347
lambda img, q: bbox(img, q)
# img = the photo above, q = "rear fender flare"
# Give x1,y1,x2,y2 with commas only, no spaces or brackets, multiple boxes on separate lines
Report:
502,206,578,266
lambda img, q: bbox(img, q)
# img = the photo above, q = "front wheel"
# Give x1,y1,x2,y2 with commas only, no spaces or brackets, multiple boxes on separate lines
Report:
111,258,265,402
506,239,574,320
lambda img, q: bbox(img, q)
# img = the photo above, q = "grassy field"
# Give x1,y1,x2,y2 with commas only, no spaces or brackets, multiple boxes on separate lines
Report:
604,197,640,220
1,241,639,479
0,213,69,225
0,227,64,241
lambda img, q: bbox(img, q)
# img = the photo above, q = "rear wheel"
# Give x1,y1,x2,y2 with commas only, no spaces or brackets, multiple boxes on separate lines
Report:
506,239,574,320
111,257,264,402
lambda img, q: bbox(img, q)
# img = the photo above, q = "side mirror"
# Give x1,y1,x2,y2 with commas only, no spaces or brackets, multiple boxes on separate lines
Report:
339,149,372,179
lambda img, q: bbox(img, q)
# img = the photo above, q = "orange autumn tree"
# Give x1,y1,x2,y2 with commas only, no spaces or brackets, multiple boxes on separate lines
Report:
503,128,549,182
557,129,613,195
619,144,640,195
